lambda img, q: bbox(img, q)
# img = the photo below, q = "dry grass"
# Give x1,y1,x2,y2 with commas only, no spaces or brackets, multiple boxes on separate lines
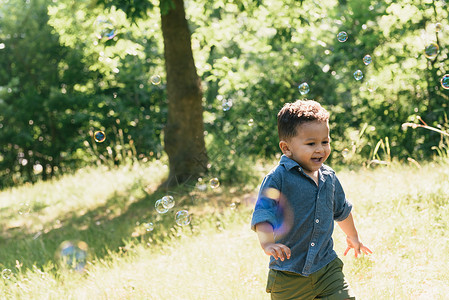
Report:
1,160,448,299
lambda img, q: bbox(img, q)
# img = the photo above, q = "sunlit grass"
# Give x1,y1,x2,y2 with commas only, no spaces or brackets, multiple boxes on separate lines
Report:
0,160,448,299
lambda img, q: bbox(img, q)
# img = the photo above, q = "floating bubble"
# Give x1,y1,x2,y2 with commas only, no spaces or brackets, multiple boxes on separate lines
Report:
162,195,175,209
424,43,439,59
248,119,254,126
175,210,191,226
18,202,31,215
353,70,363,81
95,19,116,40
363,54,372,65
337,31,348,42
2,269,12,280
56,241,88,272
144,222,154,232
155,199,169,214
94,130,106,143
441,74,449,89
342,148,349,158
435,22,443,32
150,75,161,85
222,99,233,111
298,82,310,95
209,178,220,189
366,79,377,92
230,202,237,210
33,164,43,174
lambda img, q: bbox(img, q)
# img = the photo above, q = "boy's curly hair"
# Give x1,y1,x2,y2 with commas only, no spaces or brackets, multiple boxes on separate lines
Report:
277,100,329,141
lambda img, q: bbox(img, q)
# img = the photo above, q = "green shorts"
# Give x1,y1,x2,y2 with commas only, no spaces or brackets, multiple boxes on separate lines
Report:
266,257,355,300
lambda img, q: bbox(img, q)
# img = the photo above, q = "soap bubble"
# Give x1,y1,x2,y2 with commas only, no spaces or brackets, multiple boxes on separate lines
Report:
222,99,233,111
144,222,154,232
337,31,348,42
366,79,377,92
424,43,439,59
342,148,349,158
18,202,31,215
95,19,116,40
248,119,254,126
56,241,89,272
155,199,169,214
175,210,191,226
353,70,363,81
2,269,12,280
94,130,106,143
209,178,220,189
162,195,175,209
298,82,310,95
150,75,161,85
441,74,449,89
363,54,372,65
435,22,443,32
230,202,237,210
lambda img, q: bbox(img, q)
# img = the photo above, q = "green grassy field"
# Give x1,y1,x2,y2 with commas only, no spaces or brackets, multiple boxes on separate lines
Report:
0,159,448,299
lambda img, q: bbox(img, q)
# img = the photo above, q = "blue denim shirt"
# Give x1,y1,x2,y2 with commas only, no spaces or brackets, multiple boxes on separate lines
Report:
251,155,352,276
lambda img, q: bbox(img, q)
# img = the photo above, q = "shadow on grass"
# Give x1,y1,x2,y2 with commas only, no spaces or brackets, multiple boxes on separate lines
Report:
0,180,209,273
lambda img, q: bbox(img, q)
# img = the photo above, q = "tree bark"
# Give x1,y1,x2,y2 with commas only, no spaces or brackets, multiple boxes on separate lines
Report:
160,0,208,186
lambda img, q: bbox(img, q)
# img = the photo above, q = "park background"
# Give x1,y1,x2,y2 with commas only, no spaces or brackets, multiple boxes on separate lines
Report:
0,0,449,298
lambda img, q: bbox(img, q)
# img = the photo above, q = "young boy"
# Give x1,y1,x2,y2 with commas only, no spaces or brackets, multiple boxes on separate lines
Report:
251,100,371,300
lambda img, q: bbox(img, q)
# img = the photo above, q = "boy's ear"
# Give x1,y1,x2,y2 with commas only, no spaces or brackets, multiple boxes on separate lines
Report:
279,140,291,156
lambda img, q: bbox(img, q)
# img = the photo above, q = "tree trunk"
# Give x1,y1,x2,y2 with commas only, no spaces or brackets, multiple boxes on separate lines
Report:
160,0,208,187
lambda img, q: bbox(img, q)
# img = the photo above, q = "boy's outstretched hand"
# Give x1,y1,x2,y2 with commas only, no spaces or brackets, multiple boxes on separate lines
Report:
343,236,372,258
262,243,291,261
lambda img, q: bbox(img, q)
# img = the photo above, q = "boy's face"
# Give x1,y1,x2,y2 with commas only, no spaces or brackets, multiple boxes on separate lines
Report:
279,120,331,176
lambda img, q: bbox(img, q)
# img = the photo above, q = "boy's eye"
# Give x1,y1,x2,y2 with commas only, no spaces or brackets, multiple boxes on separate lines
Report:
322,141,329,144
307,143,315,146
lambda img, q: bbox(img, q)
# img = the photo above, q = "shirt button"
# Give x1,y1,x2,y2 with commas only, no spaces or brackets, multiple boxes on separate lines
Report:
311,242,315,247
315,219,319,223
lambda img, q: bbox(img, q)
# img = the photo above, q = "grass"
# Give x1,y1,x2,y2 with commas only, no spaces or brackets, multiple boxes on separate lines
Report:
0,158,448,299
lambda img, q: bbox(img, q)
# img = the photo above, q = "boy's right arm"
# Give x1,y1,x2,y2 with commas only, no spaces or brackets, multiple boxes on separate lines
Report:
255,222,291,261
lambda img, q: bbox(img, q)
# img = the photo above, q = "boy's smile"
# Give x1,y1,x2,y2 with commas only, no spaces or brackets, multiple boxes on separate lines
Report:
279,120,331,177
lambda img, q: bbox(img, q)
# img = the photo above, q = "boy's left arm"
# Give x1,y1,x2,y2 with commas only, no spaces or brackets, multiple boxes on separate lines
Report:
337,212,372,257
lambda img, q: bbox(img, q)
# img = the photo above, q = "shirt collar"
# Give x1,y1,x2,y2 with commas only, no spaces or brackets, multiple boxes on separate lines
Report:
279,154,335,175
279,155,302,171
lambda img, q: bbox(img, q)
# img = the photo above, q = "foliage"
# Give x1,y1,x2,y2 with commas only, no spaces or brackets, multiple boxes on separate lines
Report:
1,0,449,189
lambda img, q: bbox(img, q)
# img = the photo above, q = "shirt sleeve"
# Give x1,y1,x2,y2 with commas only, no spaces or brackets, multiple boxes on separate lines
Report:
251,174,282,231
333,176,352,222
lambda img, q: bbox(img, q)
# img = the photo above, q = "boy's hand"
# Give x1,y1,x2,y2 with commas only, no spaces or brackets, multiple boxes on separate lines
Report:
262,243,291,261
343,236,372,258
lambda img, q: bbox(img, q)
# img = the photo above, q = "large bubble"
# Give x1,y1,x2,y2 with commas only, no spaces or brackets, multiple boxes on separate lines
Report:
298,82,310,95
1,269,12,279
363,54,372,65
209,178,220,189
150,75,161,85
155,199,169,214
175,210,191,226
353,70,363,81
18,202,31,215
95,19,116,40
94,131,106,143
337,31,348,42
424,43,439,59
441,74,449,89
162,195,175,209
